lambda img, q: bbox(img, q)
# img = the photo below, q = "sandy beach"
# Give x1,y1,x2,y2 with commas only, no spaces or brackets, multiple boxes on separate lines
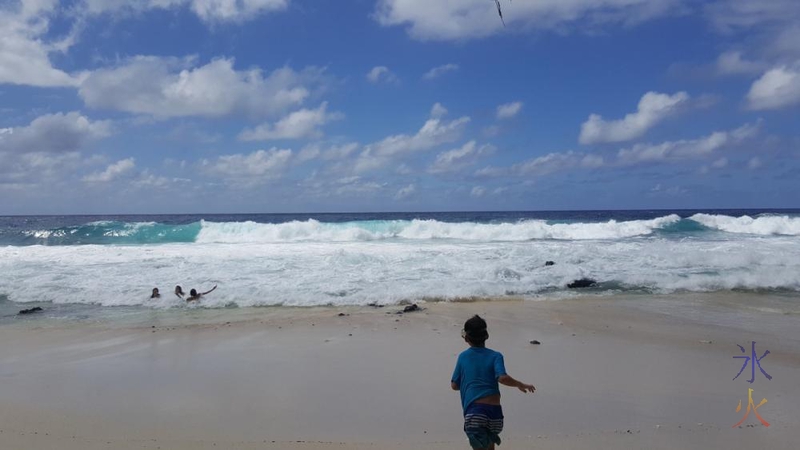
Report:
1,295,798,450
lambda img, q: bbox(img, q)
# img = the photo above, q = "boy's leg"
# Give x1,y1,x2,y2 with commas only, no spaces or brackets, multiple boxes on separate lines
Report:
464,404,502,450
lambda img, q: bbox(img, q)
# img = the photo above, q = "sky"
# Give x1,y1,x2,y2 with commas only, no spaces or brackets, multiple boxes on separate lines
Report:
0,0,799,214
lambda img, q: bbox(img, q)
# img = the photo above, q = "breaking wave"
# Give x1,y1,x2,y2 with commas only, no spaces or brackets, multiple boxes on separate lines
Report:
689,214,800,236
194,215,681,243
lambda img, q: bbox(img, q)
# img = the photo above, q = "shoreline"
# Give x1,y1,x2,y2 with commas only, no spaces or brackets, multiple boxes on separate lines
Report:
1,295,799,449
3,290,799,329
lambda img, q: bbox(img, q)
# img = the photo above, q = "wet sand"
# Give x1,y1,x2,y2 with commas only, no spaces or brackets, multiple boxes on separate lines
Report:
1,295,798,449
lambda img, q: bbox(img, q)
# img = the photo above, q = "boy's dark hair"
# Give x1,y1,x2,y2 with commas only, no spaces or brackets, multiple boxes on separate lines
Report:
464,315,489,347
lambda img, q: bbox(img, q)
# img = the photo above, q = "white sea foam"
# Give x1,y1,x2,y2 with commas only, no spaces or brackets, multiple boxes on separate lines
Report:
23,229,69,239
2,228,798,309
195,215,681,243
689,214,800,235
22,221,159,240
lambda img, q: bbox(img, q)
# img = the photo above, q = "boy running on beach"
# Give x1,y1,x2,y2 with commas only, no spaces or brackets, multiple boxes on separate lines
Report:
451,315,535,450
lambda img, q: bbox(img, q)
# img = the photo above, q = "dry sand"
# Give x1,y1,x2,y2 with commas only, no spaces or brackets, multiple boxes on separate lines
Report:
1,295,798,449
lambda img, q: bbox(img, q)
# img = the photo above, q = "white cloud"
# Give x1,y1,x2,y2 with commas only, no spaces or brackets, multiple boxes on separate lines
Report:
515,151,604,176
579,91,690,145
617,122,760,165
323,143,360,161
296,142,359,164
0,111,112,154
496,101,523,120
650,184,686,196
0,112,112,192
395,163,413,175
428,140,494,174
354,106,470,173
422,63,459,80
470,186,485,197
79,57,324,119
477,151,603,178
187,0,288,22
130,170,183,189
296,144,321,164
367,66,399,84
430,102,448,118
83,158,136,183
239,103,343,141
370,117,470,158
329,176,385,197
746,64,800,110
712,157,729,169
772,25,800,58
0,151,84,186
492,187,508,195
375,0,682,41
82,0,288,23
477,122,759,179
706,0,800,34
201,148,292,179
705,1,800,59
748,156,763,170
0,0,288,91
0,2,81,87
474,165,505,178
715,51,767,76
670,51,767,79
394,183,416,200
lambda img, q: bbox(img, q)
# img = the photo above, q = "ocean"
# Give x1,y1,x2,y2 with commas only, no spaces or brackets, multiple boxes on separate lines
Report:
1,209,799,325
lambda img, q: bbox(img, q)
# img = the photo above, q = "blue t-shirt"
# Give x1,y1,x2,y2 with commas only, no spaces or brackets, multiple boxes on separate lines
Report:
451,347,507,412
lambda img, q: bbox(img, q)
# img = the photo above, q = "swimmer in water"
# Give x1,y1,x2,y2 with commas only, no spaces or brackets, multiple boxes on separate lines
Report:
187,285,217,302
151,287,161,299
175,285,185,299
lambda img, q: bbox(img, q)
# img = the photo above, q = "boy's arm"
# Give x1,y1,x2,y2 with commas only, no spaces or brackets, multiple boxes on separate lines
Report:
202,285,217,295
498,374,535,393
451,356,462,391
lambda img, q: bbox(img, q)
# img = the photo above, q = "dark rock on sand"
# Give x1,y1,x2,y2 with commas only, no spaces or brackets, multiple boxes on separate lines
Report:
18,307,43,315
530,340,541,345
367,303,385,308
567,278,597,289
395,304,423,314
545,261,555,266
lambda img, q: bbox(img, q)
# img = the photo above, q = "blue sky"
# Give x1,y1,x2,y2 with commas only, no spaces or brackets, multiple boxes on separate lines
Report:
0,0,798,214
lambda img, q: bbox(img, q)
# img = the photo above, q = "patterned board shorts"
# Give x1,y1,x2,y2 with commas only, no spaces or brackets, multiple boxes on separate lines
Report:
463,403,504,449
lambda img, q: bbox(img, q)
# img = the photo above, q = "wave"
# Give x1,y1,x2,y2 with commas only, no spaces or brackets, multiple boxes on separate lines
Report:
195,215,681,243
6,214,800,246
16,221,200,246
688,214,800,236
2,232,798,309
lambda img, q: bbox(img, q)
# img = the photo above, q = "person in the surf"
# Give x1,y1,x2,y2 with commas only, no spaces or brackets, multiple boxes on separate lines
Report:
187,285,217,302
174,285,185,299
150,287,161,299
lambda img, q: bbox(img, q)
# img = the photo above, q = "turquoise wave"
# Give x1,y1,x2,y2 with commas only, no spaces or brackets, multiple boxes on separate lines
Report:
13,221,201,246
2,215,792,246
656,218,711,234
